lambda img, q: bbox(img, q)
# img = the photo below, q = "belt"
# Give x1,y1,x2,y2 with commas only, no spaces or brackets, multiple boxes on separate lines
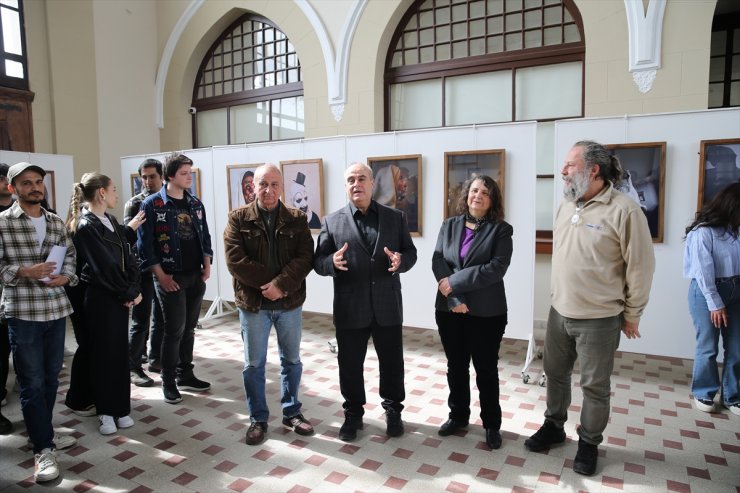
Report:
716,275,740,283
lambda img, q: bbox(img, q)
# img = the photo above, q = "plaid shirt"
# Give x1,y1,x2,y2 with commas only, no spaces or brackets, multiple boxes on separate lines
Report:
0,202,78,322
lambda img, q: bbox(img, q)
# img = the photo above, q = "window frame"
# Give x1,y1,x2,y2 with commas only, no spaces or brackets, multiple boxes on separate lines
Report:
0,0,29,90
709,13,740,108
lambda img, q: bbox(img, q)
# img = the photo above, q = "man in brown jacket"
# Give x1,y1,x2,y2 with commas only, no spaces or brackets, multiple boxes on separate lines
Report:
223,164,315,446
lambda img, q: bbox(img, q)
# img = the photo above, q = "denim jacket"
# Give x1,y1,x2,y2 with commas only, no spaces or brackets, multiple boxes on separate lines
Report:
137,187,213,274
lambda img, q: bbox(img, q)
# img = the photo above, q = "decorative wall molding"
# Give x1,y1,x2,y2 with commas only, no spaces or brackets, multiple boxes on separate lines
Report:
294,0,367,122
624,0,666,93
154,0,366,128
154,0,204,129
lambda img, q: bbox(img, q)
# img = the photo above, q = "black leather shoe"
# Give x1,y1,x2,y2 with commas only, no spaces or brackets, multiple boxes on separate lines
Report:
338,416,363,442
0,411,11,435
485,429,502,449
385,411,404,437
438,418,469,436
573,438,598,475
524,420,566,452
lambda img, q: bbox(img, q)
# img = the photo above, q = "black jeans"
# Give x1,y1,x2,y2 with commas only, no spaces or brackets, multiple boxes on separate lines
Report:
128,272,164,369
436,310,507,430
0,317,9,403
154,271,206,385
335,320,405,417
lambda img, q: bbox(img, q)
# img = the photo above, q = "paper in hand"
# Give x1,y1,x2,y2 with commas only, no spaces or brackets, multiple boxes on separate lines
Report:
40,245,67,283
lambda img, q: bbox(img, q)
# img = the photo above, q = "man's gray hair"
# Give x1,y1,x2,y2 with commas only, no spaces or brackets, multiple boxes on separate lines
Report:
255,163,282,180
574,140,624,186
344,162,373,179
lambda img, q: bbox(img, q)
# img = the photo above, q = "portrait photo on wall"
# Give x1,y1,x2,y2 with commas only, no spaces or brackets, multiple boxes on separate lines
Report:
227,164,262,211
280,159,324,231
444,150,505,219
43,170,56,212
698,138,740,209
130,173,142,197
367,154,422,236
606,142,666,243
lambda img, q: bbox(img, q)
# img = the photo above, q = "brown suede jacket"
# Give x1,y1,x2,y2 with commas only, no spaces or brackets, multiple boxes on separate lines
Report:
223,201,314,312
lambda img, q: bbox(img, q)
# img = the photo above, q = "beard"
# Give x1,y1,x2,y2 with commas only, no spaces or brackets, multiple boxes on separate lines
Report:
563,168,592,202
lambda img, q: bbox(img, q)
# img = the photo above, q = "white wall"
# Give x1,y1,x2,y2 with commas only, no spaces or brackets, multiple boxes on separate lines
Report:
122,123,538,341
553,108,740,359
0,151,75,221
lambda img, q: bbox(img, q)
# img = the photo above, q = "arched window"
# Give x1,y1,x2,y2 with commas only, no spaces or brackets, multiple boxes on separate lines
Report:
192,14,304,147
709,0,740,108
385,0,584,130
0,0,28,90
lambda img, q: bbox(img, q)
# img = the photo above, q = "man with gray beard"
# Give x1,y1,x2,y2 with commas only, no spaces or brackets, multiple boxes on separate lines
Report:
524,141,655,476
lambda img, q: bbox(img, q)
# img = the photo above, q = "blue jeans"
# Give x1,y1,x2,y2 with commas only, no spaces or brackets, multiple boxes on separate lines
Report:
239,306,303,422
6,317,66,453
688,278,740,405
543,307,622,445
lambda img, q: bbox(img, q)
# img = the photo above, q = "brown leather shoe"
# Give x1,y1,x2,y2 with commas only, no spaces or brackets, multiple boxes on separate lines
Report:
245,421,267,445
282,414,314,436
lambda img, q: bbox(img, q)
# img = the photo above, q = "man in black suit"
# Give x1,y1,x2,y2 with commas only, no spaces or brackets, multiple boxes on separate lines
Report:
314,162,417,441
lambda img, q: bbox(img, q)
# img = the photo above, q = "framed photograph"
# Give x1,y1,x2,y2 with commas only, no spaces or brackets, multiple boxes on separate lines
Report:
227,164,263,211
698,138,740,209
130,173,142,197
190,167,201,197
280,159,324,231
606,142,666,243
444,150,505,219
367,154,422,236
43,170,56,212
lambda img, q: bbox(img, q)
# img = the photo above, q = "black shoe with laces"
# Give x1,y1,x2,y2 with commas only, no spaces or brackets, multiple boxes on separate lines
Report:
338,416,363,442
438,418,469,436
385,411,404,437
524,420,566,452
176,376,211,392
0,410,11,435
162,383,182,404
485,429,502,449
573,438,598,475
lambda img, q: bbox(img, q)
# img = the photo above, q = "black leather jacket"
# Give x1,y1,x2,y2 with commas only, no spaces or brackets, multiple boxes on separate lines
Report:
73,209,140,302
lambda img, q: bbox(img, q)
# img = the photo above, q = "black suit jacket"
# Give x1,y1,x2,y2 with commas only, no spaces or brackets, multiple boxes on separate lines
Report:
432,215,513,317
314,201,417,329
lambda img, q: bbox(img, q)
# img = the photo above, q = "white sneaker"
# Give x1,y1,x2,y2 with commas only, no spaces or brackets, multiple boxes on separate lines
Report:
115,415,134,429
27,432,77,450
98,415,117,435
34,448,59,483
727,403,740,416
694,397,715,413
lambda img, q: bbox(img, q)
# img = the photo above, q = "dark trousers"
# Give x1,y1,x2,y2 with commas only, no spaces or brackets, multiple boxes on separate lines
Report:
0,318,9,403
129,272,164,369
154,271,206,385
66,284,131,417
335,320,405,417
65,284,92,412
436,310,507,430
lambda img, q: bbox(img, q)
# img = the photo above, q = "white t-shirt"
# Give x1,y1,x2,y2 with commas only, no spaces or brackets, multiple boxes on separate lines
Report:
95,213,114,232
29,214,47,252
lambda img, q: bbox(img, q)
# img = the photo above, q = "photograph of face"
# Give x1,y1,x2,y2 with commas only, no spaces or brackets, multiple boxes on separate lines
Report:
368,155,422,235
280,159,323,230
700,140,740,208
227,164,262,211
607,143,665,242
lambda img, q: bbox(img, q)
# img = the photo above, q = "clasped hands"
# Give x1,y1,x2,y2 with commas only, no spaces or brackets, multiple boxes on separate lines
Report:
438,277,468,313
332,242,402,273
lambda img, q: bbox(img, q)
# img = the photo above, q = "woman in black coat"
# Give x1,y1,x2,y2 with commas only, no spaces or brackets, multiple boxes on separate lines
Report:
432,175,513,450
65,173,143,435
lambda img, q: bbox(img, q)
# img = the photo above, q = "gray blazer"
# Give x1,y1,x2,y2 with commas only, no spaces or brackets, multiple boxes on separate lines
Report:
314,201,417,329
432,215,513,317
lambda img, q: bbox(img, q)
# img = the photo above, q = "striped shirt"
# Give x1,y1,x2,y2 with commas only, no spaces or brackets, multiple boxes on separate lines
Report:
0,202,78,321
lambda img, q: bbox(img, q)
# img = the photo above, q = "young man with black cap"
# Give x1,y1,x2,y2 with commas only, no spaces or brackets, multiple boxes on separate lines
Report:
0,162,79,482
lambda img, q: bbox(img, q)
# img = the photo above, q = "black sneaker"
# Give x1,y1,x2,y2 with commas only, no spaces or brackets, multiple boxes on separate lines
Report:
130,369,154,387
573,438,598,475
485,429,502,450
162,383,182,404
176,376,211,392
338,416,363,442
0,410,11,435
385,411,404,437
524,420,566,452
148,361,161,374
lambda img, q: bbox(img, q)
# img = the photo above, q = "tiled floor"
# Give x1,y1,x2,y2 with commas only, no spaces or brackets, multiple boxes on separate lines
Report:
0,311,738,492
